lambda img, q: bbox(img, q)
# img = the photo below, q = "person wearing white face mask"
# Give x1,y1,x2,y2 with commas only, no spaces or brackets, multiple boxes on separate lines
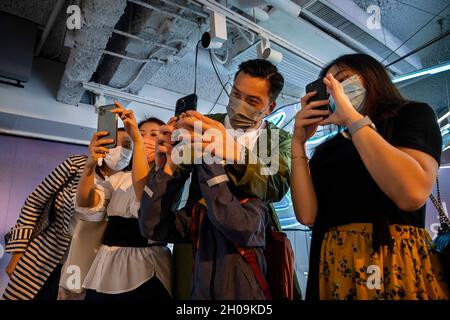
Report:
291,53,449,300
76,106,172,300
102,144,133,171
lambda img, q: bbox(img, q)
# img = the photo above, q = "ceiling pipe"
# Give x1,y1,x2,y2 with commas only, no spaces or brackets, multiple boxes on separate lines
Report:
244,7,270,22
193,0,325,67
83,81,175,111
112,37,188,91
128,0,200,26
160,0,208,18
35,0,66,55
233,0,301,18
111,29,179,52
264,0,301,17
101,50,167,64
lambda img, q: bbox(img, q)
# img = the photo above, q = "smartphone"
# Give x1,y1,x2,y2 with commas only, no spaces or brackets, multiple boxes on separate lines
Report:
97,104,118,149
305,78,329,110
175,93,198,116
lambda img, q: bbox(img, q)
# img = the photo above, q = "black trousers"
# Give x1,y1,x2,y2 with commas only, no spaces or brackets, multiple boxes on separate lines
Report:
33,264,62,301
84,276,172,301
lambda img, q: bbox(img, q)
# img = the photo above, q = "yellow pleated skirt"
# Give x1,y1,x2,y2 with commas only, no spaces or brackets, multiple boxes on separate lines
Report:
319,223,449,300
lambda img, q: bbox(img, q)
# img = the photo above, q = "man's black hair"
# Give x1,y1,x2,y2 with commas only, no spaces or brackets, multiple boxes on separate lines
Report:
234,59,284,102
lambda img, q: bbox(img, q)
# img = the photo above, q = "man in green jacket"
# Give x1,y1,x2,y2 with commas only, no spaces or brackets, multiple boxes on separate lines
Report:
169,59,300,299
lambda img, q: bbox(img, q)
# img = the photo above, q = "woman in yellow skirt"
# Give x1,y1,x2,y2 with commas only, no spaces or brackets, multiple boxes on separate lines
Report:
290,53,449,300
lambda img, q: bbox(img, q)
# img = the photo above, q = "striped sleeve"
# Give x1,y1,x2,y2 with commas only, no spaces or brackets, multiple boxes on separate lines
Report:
4,155,82,253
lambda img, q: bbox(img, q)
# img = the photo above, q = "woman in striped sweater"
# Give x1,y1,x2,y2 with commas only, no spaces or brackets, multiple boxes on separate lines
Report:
3,154,87,300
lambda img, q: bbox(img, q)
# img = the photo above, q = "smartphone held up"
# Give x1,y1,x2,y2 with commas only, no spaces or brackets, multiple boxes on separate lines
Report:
97,104,118,149
175,93,198,117
305,78,330,112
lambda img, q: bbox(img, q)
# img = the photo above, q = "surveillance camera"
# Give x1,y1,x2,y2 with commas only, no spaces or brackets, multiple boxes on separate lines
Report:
201,32,225,50
201,11,227,49
262,47,283,65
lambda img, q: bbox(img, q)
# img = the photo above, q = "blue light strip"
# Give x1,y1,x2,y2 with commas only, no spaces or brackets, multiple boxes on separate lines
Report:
265,110,286,127
281,222,302,229
392,60,450,83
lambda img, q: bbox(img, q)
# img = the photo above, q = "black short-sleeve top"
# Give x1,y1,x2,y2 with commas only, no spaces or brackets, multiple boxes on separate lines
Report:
309,102,442,231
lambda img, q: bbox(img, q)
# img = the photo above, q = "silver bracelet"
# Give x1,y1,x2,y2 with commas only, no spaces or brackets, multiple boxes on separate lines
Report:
348,116,376,136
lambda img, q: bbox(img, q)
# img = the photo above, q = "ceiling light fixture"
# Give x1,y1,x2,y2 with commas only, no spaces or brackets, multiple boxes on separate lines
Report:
392,60,450,83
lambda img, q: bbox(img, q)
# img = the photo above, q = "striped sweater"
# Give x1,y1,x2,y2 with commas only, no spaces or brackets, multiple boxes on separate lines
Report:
2,155,86,300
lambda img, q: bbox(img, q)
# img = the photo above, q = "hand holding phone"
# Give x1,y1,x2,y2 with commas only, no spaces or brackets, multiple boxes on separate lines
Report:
305,78,329,111
175,93,198,117
97,104,118,149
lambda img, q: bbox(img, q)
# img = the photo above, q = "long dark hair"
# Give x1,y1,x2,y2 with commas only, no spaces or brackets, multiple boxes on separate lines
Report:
312,54,409,156
320,53,408,124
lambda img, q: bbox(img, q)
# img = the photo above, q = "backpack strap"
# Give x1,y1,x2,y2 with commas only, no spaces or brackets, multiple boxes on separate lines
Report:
190,200,206,255
235,245,272,300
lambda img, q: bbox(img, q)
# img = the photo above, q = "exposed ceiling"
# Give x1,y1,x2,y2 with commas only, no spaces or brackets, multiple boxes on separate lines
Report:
0,0,71,61
352,0,450,68
0,0,449,146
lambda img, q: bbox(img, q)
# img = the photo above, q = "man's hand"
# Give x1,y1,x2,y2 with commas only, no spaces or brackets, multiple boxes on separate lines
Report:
176,111,241,163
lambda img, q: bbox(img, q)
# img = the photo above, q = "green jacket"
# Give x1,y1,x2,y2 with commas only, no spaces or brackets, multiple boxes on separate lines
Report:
207,113,291,230
172,113,301,299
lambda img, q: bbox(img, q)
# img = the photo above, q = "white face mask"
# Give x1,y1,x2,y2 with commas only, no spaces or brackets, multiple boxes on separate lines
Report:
226,95,270,130
329,75,366,112
104,146,132,171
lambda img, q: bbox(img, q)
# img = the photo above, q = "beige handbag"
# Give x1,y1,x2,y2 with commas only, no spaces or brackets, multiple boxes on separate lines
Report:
59,212,107,294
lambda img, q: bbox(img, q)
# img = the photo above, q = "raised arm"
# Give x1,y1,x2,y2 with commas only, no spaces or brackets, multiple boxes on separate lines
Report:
111,102,150,202
320,73,440,212
76,131,113,208
139,168,191,243
139,119,192,243
290,91,330,226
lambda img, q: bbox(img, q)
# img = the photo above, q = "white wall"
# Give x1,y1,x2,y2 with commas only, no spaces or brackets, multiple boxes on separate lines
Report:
0,57,228,145
0,58,97,128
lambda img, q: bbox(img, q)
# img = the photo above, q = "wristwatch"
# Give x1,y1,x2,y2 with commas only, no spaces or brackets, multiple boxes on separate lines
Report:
348,116,376,136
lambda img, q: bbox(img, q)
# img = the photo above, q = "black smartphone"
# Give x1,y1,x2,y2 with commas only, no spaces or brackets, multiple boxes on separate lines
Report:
97,104,118,149
305,78,329,110
175,93,198,116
